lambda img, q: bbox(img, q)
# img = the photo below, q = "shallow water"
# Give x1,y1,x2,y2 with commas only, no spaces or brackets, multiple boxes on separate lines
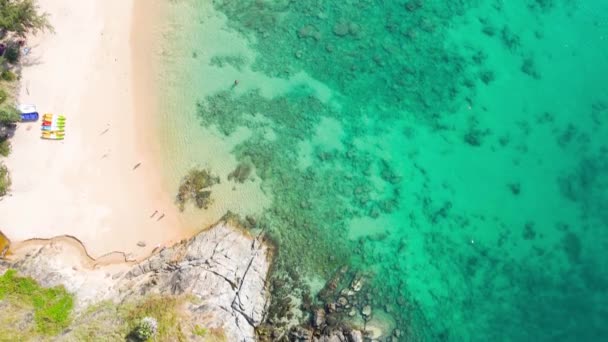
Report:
159,0,608,340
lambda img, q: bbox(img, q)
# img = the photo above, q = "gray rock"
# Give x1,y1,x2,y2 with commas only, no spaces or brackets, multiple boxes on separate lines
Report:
148,258,163,272
136,241,146,247
313,308,326,328
347,329,364,342
361,305,372,318
127,266,143,278
290,327,313,341
314,330,345,342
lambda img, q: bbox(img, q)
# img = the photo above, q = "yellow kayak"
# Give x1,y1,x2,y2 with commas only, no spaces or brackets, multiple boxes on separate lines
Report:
41,132,65,138
43,114,66,119
41,136,64,140
41,134,64,140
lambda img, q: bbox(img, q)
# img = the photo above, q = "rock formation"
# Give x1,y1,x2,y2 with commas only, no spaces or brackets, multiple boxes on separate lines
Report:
0,221,271,341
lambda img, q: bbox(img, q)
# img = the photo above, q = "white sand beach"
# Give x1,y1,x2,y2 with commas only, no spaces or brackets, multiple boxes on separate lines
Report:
0,0,190,259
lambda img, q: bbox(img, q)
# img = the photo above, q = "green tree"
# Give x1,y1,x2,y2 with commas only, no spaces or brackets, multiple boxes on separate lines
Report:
0,106,19,124
0,162,10,196
0,138,10,156
0,0,51,37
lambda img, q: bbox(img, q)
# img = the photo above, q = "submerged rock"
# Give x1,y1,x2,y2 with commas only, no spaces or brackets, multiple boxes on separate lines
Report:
362,305,372,318
351,276,364,292
347,329,364,342
333,22,350,36
312,308,326,328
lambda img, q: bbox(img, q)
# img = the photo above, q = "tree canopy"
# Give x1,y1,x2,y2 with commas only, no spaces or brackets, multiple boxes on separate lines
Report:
0,107,19,124
0,0,51,37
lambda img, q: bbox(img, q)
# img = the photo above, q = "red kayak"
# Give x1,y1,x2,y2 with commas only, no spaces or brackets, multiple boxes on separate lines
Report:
42,120,64,126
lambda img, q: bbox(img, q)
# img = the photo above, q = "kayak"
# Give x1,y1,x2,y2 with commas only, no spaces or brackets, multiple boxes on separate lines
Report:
41,134,65,139
42,120,65,125
41,135,64,140
43,113,66,118
41,127,65,132
18,104,37,113
42,121,65,126
20,112,39,122
42,122,65,127
42,118,66,124
42,118,66,123
41,130,65,135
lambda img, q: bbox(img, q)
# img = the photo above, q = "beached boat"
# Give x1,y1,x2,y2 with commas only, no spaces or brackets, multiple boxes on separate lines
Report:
41,134,65,139
42,120,65,126
41,130,65,135
42,126,65,132
18,104,39,122
41,134,65,140
40,136,64,141
42,117,66,122
43,113,65,118
42,116,66,123
18,104,37,113
42,120,65,125
42,121,65,126
41,126,65,132
20,112,39,122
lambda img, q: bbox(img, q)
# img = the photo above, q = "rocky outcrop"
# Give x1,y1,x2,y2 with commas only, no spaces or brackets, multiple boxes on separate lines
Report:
0,221,271,342
289,326,364,342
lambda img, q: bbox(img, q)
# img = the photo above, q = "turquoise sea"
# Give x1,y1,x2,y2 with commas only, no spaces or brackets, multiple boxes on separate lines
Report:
158,0,608,340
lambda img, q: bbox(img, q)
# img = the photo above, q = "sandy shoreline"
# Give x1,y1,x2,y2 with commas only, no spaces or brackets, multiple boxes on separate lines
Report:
0,0,191,258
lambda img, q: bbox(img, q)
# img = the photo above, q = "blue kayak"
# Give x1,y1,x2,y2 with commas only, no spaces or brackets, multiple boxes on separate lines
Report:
20,112,39,122
41,125,65,131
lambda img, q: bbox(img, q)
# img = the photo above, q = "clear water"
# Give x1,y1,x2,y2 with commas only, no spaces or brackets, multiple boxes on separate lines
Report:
159,0,608,340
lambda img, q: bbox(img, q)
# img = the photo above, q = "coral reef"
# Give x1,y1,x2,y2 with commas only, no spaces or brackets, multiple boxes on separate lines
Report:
176,168,220,211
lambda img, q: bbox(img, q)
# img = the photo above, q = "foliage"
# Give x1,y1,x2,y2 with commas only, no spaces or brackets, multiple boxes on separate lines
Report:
3,44,19,64
0,231,8,256
0,137,9,156
1,69,16,81
0,105,19,124
199,328,227,342
0,284,220,340
193,324,207,337
0,0,52,37
0,269,74,335
0,88,7,104
176,168,219,211
66,295,216,341
0,162,9,195
123,295,186,341
133,316,158,341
